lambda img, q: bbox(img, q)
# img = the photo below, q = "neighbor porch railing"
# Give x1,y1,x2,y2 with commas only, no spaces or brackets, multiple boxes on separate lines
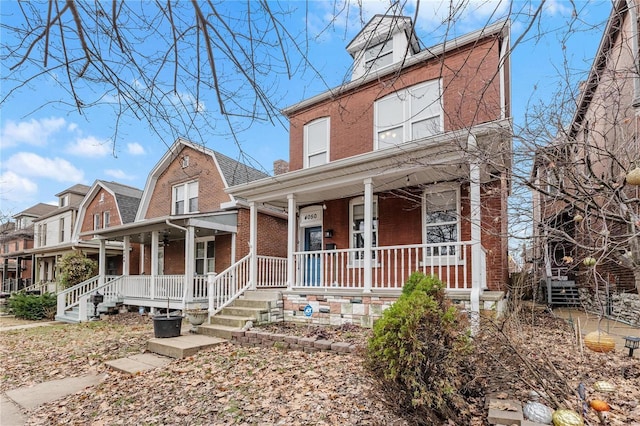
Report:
292,241,481,290
1,278,32,293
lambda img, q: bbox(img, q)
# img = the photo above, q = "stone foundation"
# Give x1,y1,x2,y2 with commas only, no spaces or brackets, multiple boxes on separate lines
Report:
578,288,640,326
281,290,506,327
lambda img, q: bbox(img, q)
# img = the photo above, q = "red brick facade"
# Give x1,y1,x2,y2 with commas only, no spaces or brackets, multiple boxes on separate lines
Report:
80,187,122,238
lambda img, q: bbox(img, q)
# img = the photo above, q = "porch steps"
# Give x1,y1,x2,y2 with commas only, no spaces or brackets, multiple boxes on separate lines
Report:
146,334,226,359
196,290,282,340
54,300,120,324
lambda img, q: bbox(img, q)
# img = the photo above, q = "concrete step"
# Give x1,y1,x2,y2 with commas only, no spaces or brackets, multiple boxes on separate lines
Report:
146,333,226,359
209,314,254,328
197,324,240,340
220,306,265,318
232,298,273,309
242,290,282,301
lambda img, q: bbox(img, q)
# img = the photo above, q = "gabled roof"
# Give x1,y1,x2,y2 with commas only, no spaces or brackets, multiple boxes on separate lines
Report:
13,203,57,219
99,181,143,223
569,0,637,139
345,14,420,56
136,138,269,220
55,183,90,198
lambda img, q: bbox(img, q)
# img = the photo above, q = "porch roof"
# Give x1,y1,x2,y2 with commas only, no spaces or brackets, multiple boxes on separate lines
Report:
80,211,239,244
228,120,511,208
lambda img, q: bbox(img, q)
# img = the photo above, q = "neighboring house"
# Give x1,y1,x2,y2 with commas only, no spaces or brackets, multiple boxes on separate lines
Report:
28,184,90,291
0,203,57,293
56,138,288,321
532,0,640,306
72,180,144,275
229,15,512,326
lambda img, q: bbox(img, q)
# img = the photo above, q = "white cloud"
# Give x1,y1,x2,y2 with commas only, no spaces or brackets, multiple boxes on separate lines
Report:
67,136,112,157
0,117,66,148
0,171,38,201
127,142,146,155
5,152,84,182
104,169,134,180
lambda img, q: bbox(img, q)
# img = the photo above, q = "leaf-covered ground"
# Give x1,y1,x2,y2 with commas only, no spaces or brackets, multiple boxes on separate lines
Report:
1,310,638,425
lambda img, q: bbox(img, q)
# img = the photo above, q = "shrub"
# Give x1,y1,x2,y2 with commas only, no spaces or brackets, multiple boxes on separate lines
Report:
58,251,98,289
366,272,473,424
8,292,57,320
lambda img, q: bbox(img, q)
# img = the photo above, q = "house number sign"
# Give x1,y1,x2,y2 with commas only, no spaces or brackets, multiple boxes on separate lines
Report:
299,206,323,227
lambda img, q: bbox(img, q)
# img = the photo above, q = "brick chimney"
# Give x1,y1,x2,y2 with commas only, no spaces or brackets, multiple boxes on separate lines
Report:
273,159,289,175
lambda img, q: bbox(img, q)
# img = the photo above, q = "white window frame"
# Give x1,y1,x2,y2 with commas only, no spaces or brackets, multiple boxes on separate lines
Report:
303,117,330,168
195,238,216,275
59,217,65,243
374,79,443,150
93,214,101,231
103,211,110,228
365,39,393,72
348,196,378,267
422,185,462,264
172,180,199,215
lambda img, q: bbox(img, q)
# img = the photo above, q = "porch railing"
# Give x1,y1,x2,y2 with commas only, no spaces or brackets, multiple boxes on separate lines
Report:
56,275,119,317
1,278,32,294
292,241,479,290
256,255,287,287
209,254,251,315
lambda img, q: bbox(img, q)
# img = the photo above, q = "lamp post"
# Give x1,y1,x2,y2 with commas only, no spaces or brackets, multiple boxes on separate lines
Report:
89,291,104,320
624,336,640,357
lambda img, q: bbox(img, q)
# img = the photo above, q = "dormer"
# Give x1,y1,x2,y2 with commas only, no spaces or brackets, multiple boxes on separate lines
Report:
346,15,421,81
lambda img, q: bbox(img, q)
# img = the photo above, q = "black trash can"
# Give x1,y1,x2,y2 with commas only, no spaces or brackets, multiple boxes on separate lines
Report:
152,315,183,338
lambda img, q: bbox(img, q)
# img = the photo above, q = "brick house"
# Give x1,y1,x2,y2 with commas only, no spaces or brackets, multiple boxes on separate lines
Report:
532,0,640,311
0,203,57,293
28,184,90,292
56,138,288,322
229,15,512,326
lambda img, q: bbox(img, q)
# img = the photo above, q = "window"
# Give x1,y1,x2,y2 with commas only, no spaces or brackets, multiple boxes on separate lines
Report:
349,196,378,261
60,218,65,242
14,242,19,251
2,243,8,253
365,39,393,71
93,214,101,230
173,181,199,215
195,240,215,274
42,223,47,246
16,218,23,229
59,195,68,207
103,211,110,228
304,118,329,168
423,189,459,256
181,155,190,168
375,80,442,149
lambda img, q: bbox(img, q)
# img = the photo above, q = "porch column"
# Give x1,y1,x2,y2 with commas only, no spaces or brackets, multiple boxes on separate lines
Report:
98,239,106,286
249,201,258,290
287,194,296,290
230,233,237,265
151,231,159,300
122,236,130,276
469,133,482,331
184,225,195,303
363,178,373,293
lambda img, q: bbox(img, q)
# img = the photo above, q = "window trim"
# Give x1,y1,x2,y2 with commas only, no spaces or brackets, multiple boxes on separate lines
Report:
374,79,443,150
93,213,101,231
103,211,110,228
421,185,463,265
195,237,216,275
348,195,379,267
59,217,65,243
364,39,393,72
303,117,330,168
172,180,199,215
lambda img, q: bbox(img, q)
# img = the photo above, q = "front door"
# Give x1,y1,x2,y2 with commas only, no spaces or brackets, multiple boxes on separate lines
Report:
304,226,322,286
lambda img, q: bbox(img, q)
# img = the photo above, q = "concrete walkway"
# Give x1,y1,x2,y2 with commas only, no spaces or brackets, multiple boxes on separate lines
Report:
552,307,639,355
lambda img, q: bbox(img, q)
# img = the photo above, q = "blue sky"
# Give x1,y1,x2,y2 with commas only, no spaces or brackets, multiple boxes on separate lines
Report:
0,0,611,217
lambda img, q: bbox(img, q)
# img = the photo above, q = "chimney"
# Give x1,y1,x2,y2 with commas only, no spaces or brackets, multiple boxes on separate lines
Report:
273,159,289,175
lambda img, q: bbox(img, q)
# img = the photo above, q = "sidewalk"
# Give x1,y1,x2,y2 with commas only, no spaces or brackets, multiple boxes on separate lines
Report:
551,307,639,354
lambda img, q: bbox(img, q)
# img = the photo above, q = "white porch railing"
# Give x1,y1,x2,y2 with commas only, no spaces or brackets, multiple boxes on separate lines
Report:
293,241,479,290
208,254,251,315
256,255,287,287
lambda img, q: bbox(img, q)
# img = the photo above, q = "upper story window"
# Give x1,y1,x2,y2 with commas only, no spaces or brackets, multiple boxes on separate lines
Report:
59,217,65,242
304,117,330,168
423,188,459,256
103,211,111,228
59,195,68,207
365,39,393,72
41,223,47,246
374,79,442,149
16,218,23,229
2,243,8,253
93,213,101,231
349,196,378,261
173,181,199,215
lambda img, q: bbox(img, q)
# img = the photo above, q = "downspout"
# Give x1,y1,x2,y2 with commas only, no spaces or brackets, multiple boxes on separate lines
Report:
165,219,190,312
